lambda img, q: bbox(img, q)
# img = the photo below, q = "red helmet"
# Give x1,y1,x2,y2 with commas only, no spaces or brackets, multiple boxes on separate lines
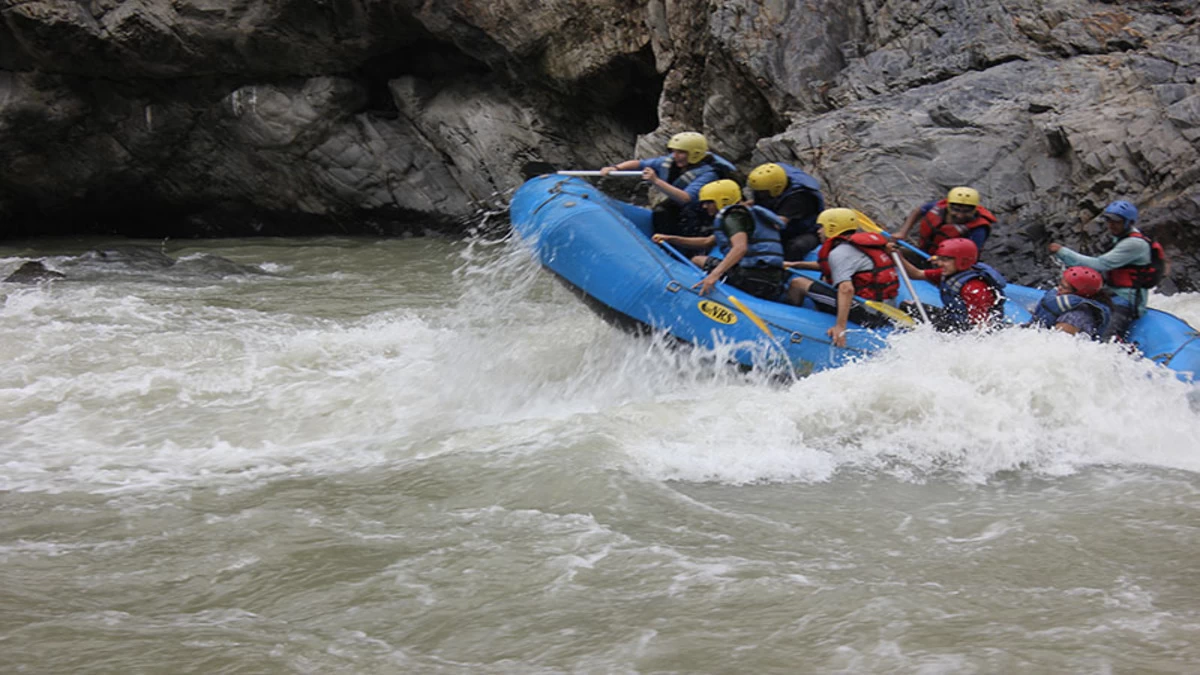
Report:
933,238,978,270
1063,266,1103,297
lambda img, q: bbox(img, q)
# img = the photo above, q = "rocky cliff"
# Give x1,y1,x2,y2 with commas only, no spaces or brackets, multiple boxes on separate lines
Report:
1,0,1197,287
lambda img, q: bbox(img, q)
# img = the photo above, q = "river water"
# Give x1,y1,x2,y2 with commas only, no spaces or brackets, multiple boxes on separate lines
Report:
2,234,1199,673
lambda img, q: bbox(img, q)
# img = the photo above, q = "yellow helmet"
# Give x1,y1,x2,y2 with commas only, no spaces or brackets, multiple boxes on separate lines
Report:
816,208,861,239
946,186,980,207
698,180,741,210
747,163,788,198
667,131,709,164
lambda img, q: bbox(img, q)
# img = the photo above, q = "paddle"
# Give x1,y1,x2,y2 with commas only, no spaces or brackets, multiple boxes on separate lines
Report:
556,170,644,177
850,209,931,323
518,162,643,180
850,209,931,260
789,271,915,327
655,241,798,379
726,294,799,382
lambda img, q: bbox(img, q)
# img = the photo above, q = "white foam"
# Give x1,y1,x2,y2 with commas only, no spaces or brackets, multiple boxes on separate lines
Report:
614,326,1200,485
3,239,1199,495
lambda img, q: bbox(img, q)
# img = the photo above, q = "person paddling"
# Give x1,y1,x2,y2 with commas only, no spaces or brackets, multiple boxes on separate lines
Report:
651,179,786,301
601,131,737,239
745,162,825,262
1048,200,1166,339
786,208,899,347
894,186,997,258
890,238,1007,331
1030,266,1114,340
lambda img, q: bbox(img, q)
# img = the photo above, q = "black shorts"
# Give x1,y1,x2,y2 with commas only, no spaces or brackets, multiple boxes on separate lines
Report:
806,281,893,328
702,259,784,300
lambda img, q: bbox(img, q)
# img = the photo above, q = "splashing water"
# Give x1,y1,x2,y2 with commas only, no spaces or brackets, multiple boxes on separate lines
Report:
2,234,1199,673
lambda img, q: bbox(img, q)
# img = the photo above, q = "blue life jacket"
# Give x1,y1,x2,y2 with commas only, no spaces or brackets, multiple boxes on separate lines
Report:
654,153,737,195
1031,289,1112,340
938,263,1007,331
764,164,825,236
712,205,785,269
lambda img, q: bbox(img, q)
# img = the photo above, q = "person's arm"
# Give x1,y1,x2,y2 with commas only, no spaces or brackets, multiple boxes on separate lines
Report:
642,168,692,203
886,242,927,279
828,281,855,347
695,232,748,296
601,159,641,175
893,205,924,240
774,192,821,227
652,234,715,249
1049,238,1148,271
967,226,989,250
784,260,820,270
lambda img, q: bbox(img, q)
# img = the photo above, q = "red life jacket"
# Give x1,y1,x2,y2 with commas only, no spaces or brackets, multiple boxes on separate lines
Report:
817,232,899,301
1106,231,1167,289
917,199,997,252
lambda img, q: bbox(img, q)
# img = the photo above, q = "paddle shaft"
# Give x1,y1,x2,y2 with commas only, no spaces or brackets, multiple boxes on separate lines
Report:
892,251,931,323
797,271,914,327
657,241,799,378
885,234,930,260
849,209,932,260
556,170,644,177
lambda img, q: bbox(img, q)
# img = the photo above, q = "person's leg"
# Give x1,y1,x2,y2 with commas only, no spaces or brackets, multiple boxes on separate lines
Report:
787,276,814,306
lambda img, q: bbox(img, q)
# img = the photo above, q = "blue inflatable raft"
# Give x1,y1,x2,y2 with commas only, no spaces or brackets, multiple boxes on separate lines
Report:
509,174,1200,380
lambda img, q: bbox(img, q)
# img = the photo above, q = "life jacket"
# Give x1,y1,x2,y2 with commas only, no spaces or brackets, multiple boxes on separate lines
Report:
917,199,998,252
817,232,899,301
1031,290,1112,340
1105,231,1166,289
938,263,1007,331
654,152,737,190
702,153,739,179
765,164,825,236
712,205,785,269
654,157,717,193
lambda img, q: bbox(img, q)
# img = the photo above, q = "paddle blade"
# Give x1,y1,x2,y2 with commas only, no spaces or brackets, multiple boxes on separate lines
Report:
852,209,931,260
727,294,775,339
852,209,884,234
863,300,916,327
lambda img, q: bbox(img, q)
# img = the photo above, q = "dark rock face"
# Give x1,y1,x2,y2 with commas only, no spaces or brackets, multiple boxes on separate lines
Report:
0,0,661,237
1,0,1198,287
3,260,65,283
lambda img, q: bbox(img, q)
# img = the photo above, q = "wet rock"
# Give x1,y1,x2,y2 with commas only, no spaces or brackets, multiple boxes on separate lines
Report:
78,246,176,270
3,261,66,283
56,245,265,280
0,0,1199,287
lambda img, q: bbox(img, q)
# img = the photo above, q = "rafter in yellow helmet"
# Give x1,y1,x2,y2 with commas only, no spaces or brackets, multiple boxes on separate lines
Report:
946,186,980,207
698,179,741,210
748,163,788,198
816,207,861,239
666,132,709,164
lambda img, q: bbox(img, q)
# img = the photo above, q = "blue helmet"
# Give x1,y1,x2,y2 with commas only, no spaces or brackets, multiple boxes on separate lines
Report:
1102,200,1138,226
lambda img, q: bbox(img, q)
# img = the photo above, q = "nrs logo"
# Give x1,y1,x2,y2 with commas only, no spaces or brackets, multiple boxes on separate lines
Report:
698,300,737,325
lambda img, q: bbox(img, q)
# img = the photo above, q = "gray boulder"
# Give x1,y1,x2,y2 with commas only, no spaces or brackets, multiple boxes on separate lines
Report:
0,0,1198,287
